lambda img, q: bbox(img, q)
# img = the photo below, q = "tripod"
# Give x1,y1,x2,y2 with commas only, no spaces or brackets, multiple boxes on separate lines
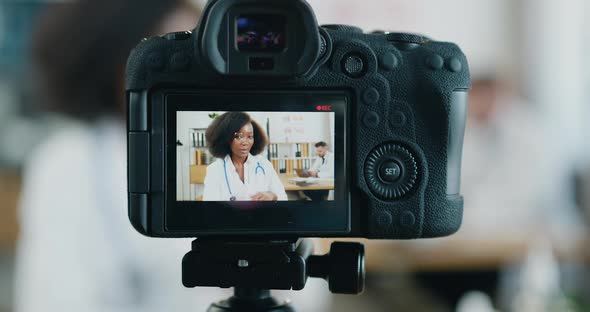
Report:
182,239,365,312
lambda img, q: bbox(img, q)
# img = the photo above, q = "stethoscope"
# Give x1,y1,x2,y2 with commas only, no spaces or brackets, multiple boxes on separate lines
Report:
223,158,266,201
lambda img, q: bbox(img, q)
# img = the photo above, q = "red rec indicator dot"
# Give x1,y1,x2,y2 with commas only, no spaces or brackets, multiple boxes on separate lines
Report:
316,105,333,111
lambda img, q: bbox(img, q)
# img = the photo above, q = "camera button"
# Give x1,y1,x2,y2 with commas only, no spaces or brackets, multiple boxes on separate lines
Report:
378,161,402,183
390,111,407,128
401,211,416,227
362,111,380,128
362,88,380,105
342,54,366,78
379,52,398,71
426,54,444,70
446,57,462,72
376,212,392,227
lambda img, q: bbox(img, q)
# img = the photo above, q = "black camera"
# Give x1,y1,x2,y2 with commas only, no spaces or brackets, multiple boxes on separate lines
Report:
126,0,470,240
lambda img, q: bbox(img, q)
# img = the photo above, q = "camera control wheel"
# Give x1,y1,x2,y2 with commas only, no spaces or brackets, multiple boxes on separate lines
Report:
364,143,418,199
385,32,429,44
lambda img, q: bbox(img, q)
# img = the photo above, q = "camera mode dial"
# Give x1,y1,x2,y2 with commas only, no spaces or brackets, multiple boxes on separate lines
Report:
385,32,428,44
321,24,363,33
386,32,429,51
364,143,418,199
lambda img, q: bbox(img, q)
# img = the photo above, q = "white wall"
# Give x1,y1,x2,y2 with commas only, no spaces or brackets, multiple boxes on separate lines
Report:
176,111,215,200
306,0,516,78
255,112,331,144
520,0,588,167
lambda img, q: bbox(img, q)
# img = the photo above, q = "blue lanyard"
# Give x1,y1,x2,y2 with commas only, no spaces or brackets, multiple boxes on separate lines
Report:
255,162,266,175
223,159,266,201
223,159,236,201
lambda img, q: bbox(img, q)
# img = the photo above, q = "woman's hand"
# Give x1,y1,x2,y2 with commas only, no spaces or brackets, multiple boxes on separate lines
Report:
251,192,277,201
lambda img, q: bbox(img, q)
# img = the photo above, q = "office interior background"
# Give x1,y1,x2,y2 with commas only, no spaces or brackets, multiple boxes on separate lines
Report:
176,111,335,201
1,0,589,311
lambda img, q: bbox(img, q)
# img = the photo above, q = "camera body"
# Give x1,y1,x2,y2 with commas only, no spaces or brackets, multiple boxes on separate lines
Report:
126,0,470,239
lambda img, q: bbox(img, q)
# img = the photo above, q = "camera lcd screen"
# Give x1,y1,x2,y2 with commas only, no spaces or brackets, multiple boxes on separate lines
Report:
165,92,350,235
236,14,286,52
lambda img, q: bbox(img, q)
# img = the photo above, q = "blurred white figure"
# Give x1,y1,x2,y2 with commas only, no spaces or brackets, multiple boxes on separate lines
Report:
15,119,328,311
14,1,329,311
461,78,584,311
511,240,562,312
16,118,229,311
460,78,583,240
456,291,495,312
461,79,545,235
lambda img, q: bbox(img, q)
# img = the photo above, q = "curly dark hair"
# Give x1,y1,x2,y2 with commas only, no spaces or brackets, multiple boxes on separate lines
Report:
206,112,268,158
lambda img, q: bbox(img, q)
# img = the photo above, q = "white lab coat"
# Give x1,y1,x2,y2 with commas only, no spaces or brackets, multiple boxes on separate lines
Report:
202,153,287,201
310,151,334,179
14,118,329,312
459,95,583,241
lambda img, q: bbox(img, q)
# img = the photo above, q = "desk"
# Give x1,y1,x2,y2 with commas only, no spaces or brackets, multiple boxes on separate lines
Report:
0,172,20,249
278,174,334,191
317,230,590,273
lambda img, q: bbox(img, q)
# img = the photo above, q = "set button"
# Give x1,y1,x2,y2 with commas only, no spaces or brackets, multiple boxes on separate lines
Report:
364,143,418,200
378,160,402,183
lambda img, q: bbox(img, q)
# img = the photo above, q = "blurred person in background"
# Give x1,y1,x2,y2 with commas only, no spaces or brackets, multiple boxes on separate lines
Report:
14,1,329,311
461,76,583,241
13,1,216,311
455,76,586,311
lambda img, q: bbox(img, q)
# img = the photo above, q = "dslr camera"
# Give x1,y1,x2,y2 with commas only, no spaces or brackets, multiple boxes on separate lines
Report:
126,0,470,240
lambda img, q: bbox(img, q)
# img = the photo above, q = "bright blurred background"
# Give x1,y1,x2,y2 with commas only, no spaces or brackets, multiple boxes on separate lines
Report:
1,0,589,311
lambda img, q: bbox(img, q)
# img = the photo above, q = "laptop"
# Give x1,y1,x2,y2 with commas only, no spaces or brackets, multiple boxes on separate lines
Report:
294,168,311,178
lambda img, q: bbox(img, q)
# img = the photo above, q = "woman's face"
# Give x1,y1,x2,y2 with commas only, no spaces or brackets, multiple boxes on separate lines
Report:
230,122,254,159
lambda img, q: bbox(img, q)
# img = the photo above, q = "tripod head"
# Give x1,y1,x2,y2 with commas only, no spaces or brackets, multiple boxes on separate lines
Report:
182,239,365,311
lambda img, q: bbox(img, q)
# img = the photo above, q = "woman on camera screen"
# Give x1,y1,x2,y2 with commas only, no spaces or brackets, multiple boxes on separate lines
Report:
203,112,287,201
